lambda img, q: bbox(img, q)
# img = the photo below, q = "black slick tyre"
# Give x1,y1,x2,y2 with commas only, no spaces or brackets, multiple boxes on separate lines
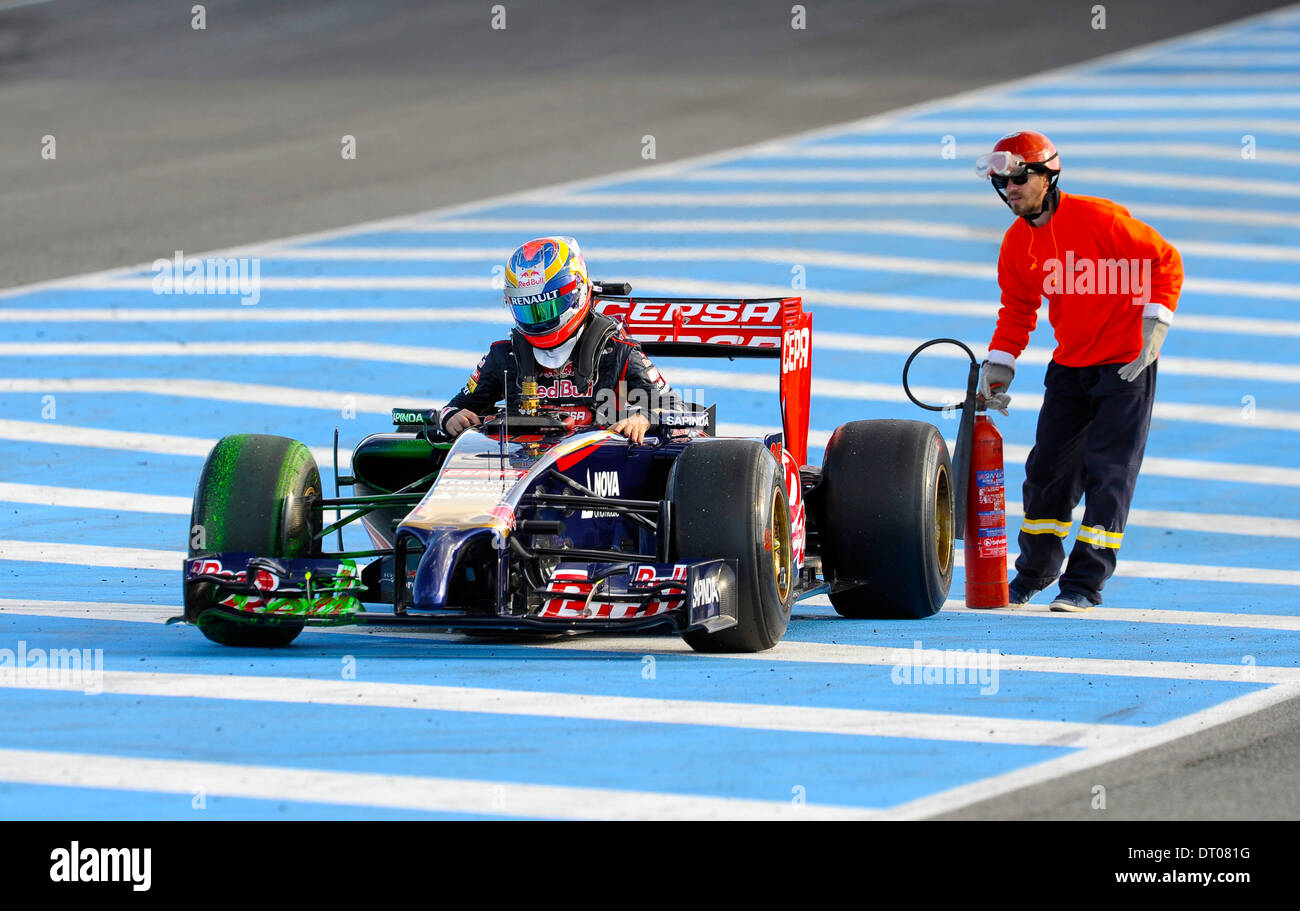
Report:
669,439,794,653
818,420,954,619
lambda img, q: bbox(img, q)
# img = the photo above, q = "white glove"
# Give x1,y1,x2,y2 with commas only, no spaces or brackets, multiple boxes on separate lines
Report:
978,361,1014,416
1118,318,1169,382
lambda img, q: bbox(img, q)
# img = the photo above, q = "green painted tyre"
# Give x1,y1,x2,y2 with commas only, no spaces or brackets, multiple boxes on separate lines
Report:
185,434,322,647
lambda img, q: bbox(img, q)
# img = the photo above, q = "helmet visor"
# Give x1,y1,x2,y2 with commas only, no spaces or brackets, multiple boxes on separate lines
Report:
506,277,583,334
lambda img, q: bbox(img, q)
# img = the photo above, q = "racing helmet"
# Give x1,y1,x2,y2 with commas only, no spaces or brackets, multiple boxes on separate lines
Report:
975,130,1061,203
504,236,592,350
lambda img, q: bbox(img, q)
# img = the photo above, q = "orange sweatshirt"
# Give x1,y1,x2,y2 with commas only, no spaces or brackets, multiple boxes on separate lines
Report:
987,192,1183,369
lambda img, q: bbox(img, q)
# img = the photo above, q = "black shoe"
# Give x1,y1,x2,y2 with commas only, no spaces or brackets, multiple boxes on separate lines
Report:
1050,591,1097,612
1006,576,1046,608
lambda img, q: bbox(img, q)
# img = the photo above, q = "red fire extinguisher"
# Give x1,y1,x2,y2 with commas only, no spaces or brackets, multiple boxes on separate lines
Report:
903,339,1010,609
963,414,1009,608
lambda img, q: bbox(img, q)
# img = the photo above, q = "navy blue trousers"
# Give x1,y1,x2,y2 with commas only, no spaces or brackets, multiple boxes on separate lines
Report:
1015,359,1157,604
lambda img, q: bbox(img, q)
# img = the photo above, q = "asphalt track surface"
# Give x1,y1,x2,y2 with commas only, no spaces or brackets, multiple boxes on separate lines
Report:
2,0,1299,822
0,0,1288,284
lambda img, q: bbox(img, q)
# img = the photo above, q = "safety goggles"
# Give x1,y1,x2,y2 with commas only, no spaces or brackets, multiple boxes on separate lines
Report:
976,147,1057,184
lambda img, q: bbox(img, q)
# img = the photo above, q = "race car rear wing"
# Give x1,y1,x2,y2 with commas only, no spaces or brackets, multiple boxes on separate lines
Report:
594,294,813,467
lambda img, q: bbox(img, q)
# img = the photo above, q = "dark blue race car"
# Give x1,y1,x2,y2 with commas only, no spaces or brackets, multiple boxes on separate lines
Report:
180,294,955,653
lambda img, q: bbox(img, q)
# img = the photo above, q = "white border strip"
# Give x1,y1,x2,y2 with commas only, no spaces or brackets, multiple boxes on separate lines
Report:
0,748,880,821
886,682,1300,819
0,669,1133,749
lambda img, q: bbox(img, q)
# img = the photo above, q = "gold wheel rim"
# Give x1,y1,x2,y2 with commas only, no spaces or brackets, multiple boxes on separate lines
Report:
771,488,793,602
934,463,953,575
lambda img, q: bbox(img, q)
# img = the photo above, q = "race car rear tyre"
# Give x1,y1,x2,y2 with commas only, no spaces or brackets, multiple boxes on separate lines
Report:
670,439,793,653
818,420,953,619
185,434,322,647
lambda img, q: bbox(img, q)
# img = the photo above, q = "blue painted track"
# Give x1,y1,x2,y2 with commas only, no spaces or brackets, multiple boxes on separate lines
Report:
2,7,1299,818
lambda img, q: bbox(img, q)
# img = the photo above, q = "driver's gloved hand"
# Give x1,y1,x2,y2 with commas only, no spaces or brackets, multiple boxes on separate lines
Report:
443,409,481,436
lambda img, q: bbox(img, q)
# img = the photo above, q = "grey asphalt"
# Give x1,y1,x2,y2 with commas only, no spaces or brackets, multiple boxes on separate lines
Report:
0,0,1288,286
1,0,1296,820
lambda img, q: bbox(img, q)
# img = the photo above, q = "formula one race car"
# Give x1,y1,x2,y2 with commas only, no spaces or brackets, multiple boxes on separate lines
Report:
180,293,955,653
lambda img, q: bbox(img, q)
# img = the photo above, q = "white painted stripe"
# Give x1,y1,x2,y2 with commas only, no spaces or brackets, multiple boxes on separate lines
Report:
273,237,1300,267
1128,50,1300,65
0,375,444,414
0,668,1129,749
1004,500,1300,539
958,549,1300,588
65,265,1300,305
4,470,1293,538
1057,73,1300,86
10,309,1300,376
7,595,1300,648
889,682,1300,819
0,418,219,458
401,216,1004,239
0,307,510,324
719,422,1300,489
0,748,878,820
8,352,1300,431
0,540,182,571
6,288,1300,340
0,413,1287,493
0,482,190,515
1045,448,1300,489
949,93,1300,109
682,167,1300,200
538,194,1300,230
387,221,1300,263
459,631,1300,683
0,599,181,622
1171,239,1300,263
812,332,1300,384
287,214,1007,242
1183,276,1300,299
866,118,1300,135
611,277,1300,325
1201,37,1300,48
760,142,1300,167
72,277,491,292
2,523,1295,587
686,367,1300,432
940,601,1300,631
1096,557,1300,587
261,236,1300,271
0,419,337,469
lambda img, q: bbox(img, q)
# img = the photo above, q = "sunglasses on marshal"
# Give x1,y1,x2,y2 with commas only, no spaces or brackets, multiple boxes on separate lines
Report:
991,167,1048,189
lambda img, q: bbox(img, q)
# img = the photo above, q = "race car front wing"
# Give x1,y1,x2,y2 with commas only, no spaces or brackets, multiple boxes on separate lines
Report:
177,552,738,636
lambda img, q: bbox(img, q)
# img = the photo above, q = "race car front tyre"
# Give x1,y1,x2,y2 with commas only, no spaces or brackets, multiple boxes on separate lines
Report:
670,439,794,653
817,420,954,619
185,434,322,647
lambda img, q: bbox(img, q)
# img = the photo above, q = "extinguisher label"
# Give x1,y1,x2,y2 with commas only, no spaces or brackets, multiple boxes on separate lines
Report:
974,468,1006,558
